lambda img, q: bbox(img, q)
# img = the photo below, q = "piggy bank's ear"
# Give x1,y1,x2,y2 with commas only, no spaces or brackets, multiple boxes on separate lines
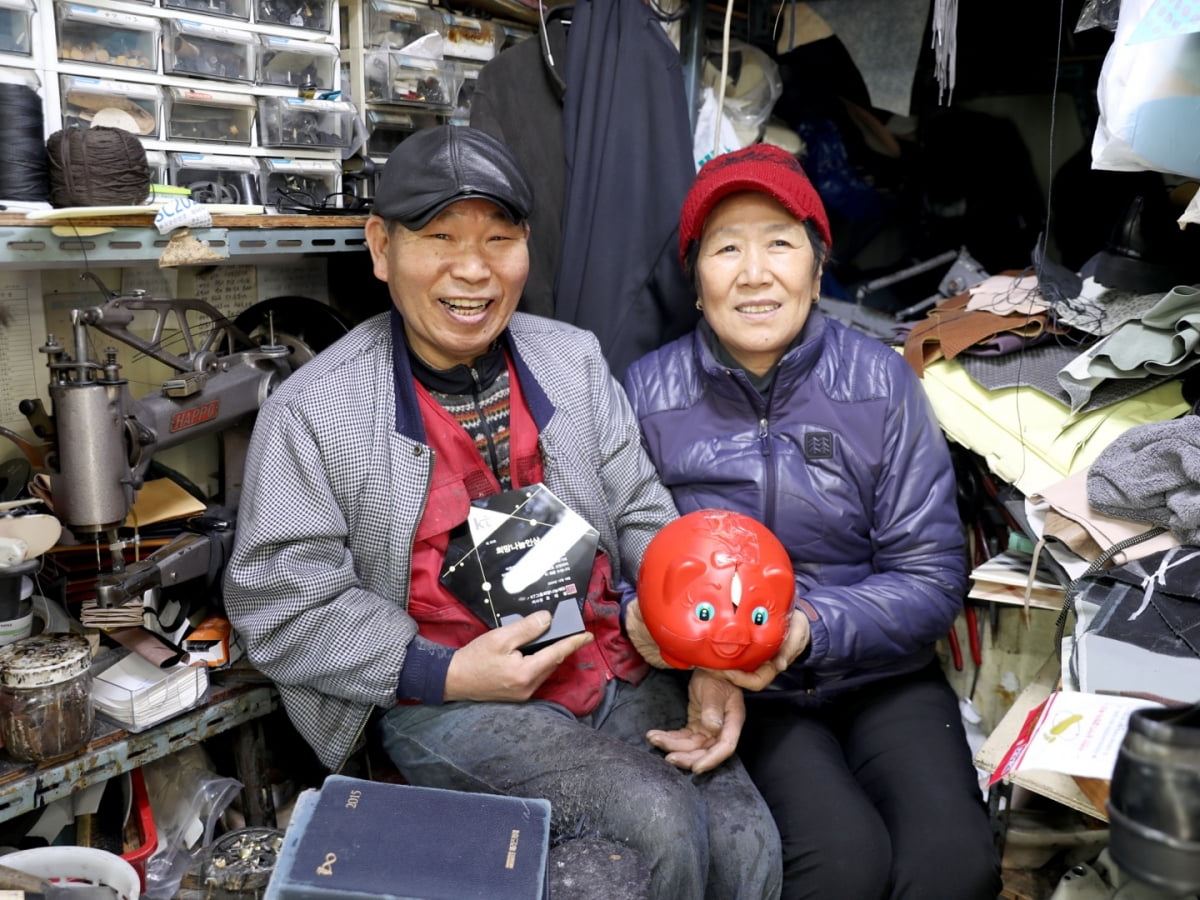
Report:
663,556,708,605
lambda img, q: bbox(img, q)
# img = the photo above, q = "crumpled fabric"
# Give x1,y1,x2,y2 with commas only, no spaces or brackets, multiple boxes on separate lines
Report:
1058,284,1200,411
1088,414,1200,543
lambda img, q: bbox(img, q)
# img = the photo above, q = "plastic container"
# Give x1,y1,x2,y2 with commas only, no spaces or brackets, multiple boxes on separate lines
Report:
164,18,256,83
60,74,161,137
168,151,262,204
261,157,340,210
258,34,338,90
257,95,357,149
162,0,249,23
364,0,444,51
0,0,34,56
364,106,439,157
441,13,499,61
54,3,159,70
0,632,93,762
166,85,255,144
0,847,140,900
363,48,461,108
253,0,332,32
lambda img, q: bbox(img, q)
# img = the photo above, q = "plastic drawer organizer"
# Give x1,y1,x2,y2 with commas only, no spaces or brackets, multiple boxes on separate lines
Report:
164,17,256,83
441,13,499,62
253,0,332,32
364,0,445,50
258,35,338,90
364,107,438,156
167,85,255,144
169,151,262,204
257,95,356,149
163,0,249,22
60,74,161,136
364,49,461,108
261,157,341,209
0,0,33,56
55,3,158,70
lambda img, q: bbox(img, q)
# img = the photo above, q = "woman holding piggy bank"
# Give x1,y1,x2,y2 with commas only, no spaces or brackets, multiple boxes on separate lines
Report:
623,143,1001,900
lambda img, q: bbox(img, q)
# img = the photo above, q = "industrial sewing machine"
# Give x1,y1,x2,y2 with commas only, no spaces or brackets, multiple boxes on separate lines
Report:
0,275,338,611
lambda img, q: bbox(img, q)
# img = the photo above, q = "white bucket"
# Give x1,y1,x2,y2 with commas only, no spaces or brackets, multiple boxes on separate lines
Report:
0,847,140,900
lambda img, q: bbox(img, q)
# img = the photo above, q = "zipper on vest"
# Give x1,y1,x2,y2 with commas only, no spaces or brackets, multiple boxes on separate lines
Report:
470,366,502,479
759,417,778,528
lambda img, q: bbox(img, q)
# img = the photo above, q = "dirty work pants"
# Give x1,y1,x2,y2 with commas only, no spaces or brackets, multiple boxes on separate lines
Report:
740,662,1002,900
378,668,782,900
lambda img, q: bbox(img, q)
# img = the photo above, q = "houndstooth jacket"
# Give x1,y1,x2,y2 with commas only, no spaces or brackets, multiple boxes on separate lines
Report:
223,310,677,771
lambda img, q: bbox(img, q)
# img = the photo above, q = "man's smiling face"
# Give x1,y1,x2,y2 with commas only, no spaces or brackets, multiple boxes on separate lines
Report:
366,197,530,370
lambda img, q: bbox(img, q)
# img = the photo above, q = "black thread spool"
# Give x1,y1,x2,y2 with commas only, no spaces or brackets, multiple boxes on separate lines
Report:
0,82,50,203
46,125,150,208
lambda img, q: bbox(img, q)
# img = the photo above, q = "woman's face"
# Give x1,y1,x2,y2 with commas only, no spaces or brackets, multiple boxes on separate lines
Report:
695,191,822,376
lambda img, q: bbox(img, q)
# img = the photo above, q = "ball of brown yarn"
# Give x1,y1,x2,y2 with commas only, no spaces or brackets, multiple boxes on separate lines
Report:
46,125,150,208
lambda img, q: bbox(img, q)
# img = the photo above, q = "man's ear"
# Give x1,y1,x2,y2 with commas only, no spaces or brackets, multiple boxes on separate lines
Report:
364,216,391,283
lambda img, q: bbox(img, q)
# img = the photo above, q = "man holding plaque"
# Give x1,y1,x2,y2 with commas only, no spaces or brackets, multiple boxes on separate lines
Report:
224,126,782,900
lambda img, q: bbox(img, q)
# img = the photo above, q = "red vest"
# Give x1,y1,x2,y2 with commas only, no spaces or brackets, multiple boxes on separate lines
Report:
406,359,647,715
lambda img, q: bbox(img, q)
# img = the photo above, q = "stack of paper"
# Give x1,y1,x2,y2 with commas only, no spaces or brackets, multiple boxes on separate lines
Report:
968,550,1066,610
92,652,208,733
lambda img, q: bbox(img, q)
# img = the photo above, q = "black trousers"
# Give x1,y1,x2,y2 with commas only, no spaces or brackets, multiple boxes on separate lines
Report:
740,662,1002,900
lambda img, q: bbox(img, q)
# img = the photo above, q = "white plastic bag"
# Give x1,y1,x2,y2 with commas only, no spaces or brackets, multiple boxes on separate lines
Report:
1092,0,1200,178
692,86,741,170
141,746,243,900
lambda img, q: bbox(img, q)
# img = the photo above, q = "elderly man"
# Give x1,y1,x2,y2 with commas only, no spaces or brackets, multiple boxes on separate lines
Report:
224,125,781,900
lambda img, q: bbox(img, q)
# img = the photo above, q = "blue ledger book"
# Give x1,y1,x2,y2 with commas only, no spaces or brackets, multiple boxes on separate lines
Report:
264,775,552,900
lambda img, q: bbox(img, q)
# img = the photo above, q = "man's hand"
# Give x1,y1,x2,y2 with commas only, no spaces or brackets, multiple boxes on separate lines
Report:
647,669,744,775
444,611,593,702
713,611,811,692
624,598,677,670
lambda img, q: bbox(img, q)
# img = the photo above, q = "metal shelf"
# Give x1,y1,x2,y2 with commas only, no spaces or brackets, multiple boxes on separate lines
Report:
0,213,369,268
0,680,279,824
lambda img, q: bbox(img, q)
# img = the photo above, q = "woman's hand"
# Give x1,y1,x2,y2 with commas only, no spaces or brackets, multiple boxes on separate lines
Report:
713,610,811,692
647,668,745,774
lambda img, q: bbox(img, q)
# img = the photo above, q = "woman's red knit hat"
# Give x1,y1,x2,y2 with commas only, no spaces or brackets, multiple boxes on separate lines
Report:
678,143,832,267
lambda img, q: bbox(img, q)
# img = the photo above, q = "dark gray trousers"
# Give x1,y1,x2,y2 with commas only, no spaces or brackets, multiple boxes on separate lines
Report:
378,668,782,900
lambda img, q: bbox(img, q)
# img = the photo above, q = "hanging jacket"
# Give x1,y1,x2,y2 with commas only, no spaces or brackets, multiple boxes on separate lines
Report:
471,6,569,318
556,0,699,379
623,308,968,701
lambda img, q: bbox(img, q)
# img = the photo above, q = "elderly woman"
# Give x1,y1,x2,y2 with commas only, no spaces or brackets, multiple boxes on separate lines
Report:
623,144,1001,900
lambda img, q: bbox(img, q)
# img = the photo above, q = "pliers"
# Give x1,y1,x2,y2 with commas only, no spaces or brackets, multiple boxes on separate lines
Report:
947,604,982,671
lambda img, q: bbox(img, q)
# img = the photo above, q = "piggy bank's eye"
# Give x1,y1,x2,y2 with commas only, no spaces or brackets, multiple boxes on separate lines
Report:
751,606,769,626
695,603,715,622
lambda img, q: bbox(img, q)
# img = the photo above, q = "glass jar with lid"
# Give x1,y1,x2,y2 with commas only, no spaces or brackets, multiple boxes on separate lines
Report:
0,633,94,762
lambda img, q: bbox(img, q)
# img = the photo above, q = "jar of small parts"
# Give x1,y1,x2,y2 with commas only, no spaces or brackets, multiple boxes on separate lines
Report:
0,634,94,762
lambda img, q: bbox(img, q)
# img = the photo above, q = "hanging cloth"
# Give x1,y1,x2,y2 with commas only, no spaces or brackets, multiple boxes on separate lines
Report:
558,0,697,379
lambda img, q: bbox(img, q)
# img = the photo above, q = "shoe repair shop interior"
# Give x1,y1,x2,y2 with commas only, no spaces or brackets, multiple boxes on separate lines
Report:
0,0,1196,897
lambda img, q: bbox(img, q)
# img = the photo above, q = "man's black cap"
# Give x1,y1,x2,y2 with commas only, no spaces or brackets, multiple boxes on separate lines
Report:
372,125,534,229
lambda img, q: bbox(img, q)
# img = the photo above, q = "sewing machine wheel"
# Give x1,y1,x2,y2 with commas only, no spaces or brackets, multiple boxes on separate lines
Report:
234,296,352,370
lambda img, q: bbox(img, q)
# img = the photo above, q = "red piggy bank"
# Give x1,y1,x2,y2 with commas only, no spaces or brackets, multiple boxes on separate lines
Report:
637,509,794,671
